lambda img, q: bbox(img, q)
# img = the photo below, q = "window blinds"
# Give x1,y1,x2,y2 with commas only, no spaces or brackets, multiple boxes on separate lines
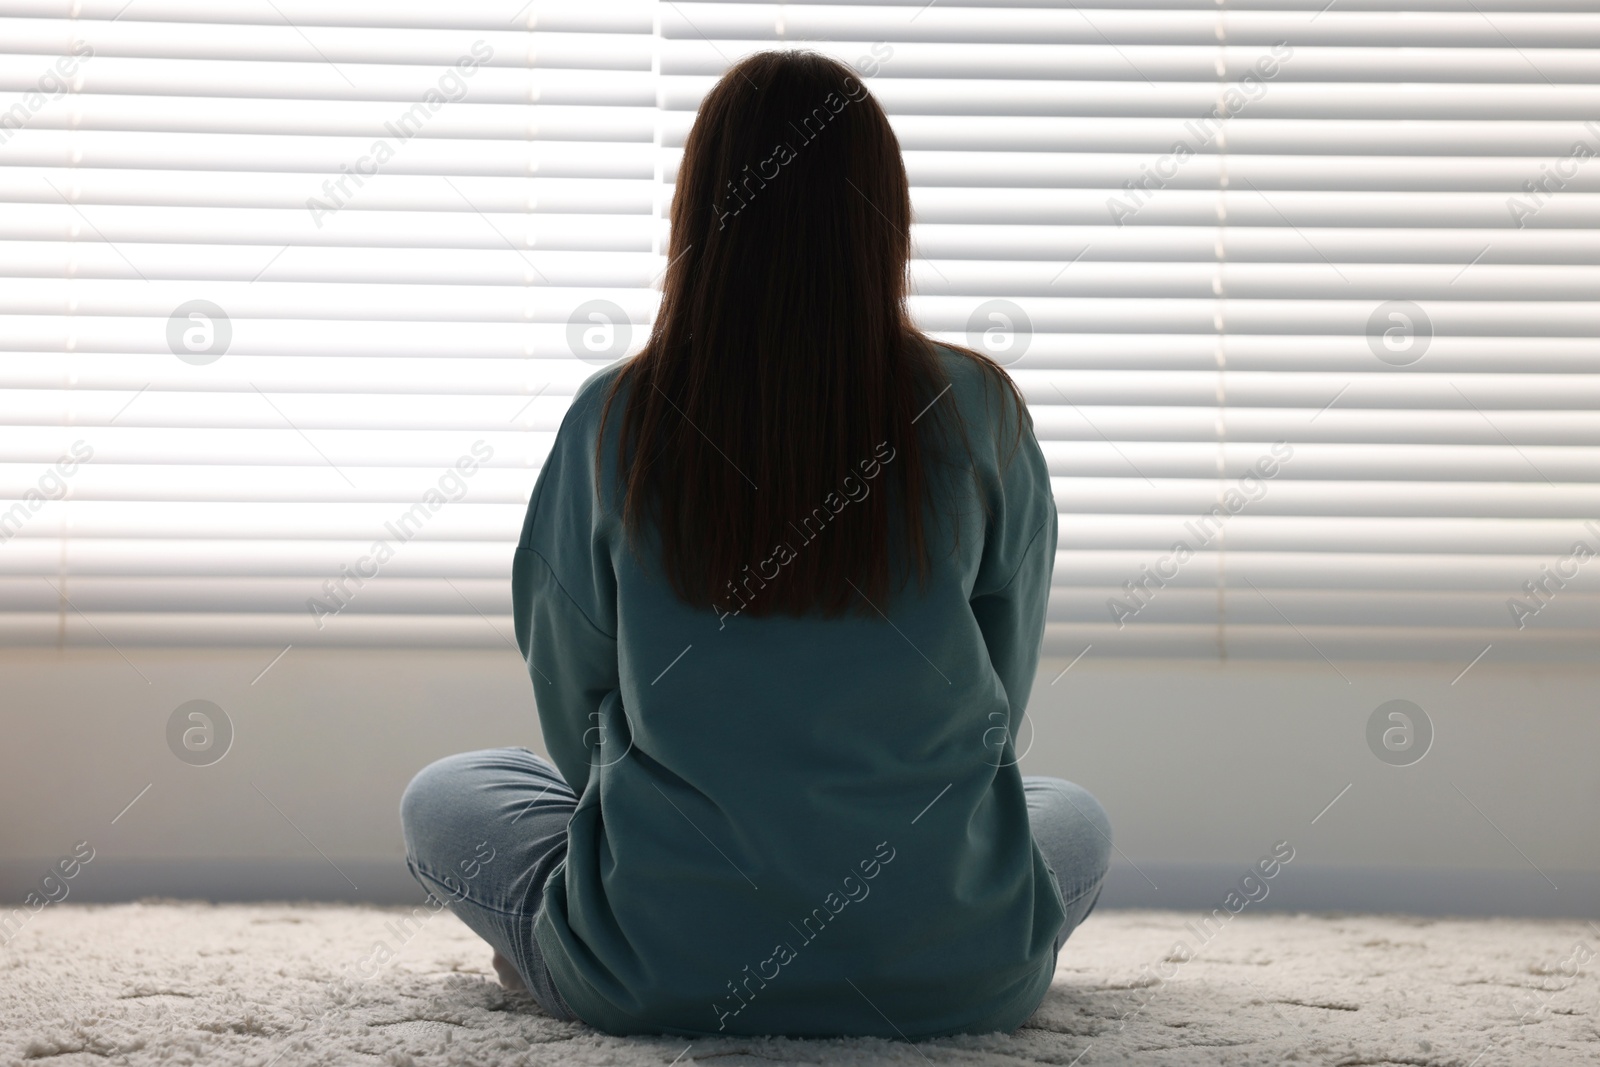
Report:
2,1,1597,662
657,1,1600,664
0,0,663,648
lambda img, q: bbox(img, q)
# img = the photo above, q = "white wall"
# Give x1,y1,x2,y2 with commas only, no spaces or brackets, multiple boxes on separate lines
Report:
3,647,1595,916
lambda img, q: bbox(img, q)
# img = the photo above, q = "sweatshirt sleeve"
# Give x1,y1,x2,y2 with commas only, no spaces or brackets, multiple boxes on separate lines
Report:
967,378,1058,722
513,546,617,798
970,511,1056,721
511,372,622,798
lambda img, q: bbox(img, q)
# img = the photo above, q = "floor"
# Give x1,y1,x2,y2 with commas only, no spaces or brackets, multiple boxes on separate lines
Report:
1,902,1595,1066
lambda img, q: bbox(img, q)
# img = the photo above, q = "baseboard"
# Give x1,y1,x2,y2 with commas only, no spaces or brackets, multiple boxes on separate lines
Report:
4,855,1596,919
1100,859,1600,919
0,857,427,909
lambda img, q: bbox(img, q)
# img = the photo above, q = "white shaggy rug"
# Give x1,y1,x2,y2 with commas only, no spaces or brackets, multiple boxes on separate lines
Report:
2,902,1596,1066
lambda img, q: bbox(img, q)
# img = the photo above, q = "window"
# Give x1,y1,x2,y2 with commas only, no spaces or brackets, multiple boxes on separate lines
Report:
4,1,1597,662
2,1,661,647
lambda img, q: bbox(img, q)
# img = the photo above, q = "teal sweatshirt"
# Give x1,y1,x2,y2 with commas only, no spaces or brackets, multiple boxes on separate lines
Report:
512,344,1063,1038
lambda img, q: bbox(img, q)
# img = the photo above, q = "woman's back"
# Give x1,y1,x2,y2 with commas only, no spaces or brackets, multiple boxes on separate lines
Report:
512,343,1063,1037
398,47,1108,1043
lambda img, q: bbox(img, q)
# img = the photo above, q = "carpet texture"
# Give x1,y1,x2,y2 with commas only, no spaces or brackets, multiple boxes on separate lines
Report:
2,902,1596,1066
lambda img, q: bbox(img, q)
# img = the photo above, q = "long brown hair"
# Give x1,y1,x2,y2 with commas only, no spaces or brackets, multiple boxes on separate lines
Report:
596,49,1027,620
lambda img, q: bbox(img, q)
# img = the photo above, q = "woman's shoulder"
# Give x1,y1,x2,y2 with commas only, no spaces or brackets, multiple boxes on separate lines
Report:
931,336,1019,392
924,340,1032,445
571,359,633,419
551,360,636,462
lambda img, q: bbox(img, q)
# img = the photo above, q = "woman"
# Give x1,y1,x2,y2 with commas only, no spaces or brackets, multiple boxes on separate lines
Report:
400,50,1110,1040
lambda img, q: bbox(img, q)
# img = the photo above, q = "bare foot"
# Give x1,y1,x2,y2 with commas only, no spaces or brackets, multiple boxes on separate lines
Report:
491,951,528,992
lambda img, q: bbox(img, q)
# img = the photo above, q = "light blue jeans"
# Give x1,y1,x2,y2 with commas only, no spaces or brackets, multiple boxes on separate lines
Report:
399,747,1112,1027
